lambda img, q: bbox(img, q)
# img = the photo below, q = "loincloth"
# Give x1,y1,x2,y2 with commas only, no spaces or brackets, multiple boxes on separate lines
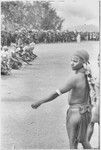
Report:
66,104,92,143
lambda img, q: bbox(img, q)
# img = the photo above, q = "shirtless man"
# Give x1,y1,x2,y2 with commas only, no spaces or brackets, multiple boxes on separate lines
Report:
86,54,100,148
31,50,92,149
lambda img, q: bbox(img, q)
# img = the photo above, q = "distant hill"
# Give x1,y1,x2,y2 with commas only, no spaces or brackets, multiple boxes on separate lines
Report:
68,24,99,32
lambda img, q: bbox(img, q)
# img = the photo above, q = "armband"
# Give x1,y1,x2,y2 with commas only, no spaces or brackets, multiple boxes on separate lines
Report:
56,89,62,96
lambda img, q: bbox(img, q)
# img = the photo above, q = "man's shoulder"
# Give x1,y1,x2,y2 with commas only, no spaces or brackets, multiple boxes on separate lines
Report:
67,73,78,84
71,73,85,83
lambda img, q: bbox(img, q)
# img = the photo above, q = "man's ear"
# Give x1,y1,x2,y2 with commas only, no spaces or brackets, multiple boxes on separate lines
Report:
82,59,85,64
79,58,85,64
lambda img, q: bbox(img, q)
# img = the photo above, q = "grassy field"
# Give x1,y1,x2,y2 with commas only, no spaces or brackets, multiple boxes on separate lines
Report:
1,41,99,149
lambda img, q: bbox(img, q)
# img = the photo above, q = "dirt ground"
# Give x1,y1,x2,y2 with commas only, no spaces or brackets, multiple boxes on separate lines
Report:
1,42,99,149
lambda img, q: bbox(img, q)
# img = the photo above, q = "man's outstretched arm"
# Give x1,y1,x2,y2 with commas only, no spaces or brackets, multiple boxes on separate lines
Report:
31,75,75,109
31,92,59,109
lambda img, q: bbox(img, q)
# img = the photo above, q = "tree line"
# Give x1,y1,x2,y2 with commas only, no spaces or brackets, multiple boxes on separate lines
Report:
1,1,99,46
1,1,64,32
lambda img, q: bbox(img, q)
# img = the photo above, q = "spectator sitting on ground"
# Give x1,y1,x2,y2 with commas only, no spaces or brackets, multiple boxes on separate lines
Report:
1,46,11,75
29,42,37,59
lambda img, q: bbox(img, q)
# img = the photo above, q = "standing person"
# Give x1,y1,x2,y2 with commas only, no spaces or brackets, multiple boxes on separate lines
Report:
77,33,81,43
31,50,92,149
86,54,100,148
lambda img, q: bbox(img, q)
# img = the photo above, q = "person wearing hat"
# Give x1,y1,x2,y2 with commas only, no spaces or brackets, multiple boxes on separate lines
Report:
31,50,92,149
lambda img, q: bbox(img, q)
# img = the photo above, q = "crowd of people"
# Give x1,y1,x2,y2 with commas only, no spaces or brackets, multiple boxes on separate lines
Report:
1,29,99,47
1,42,37,75
1,29,99,76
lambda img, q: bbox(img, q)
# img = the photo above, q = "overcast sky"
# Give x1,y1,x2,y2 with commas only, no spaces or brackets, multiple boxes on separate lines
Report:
48,0,99,29
2,0,100,29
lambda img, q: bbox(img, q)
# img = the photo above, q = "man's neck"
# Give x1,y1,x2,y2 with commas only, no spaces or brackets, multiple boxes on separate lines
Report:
75,67,85,74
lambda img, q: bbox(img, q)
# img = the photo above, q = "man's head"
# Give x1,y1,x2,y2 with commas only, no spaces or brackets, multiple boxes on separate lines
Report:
71,50,89,70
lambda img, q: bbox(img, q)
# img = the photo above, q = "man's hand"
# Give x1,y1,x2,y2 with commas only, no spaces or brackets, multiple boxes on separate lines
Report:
31,92,59,109
31,102,42,109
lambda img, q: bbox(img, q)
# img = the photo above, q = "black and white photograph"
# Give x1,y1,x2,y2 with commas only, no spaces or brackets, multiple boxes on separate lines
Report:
1,0,100,149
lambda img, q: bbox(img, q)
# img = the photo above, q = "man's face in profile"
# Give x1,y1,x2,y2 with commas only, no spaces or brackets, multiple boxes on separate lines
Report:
71,56,83,70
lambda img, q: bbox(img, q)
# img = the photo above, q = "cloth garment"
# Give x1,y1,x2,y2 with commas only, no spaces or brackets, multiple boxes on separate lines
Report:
74,50,89,63
66,104,91,144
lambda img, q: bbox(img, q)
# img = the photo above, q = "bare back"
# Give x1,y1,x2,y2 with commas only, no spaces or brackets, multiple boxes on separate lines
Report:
68,73,90,105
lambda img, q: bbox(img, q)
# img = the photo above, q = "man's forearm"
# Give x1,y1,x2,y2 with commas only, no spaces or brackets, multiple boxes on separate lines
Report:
31,90,62,109
41,92,59,104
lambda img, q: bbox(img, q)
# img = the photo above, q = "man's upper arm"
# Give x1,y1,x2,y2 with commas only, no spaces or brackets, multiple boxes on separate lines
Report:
59,76,76,94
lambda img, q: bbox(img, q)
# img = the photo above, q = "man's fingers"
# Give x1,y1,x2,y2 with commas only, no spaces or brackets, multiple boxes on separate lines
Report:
31,104,37,109
31,104,39,109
